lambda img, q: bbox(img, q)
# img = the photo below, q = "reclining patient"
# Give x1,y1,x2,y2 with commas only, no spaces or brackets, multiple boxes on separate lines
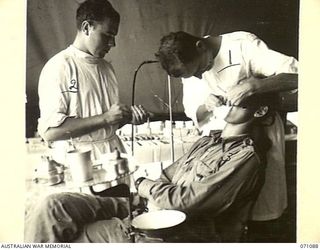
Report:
25,93,277,243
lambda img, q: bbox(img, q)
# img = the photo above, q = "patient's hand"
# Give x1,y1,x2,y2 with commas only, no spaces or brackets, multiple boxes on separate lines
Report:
131,192,148,215
146,201,161,212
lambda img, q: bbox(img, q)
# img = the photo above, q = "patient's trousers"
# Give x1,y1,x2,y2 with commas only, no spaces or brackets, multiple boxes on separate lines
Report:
24,192,132,242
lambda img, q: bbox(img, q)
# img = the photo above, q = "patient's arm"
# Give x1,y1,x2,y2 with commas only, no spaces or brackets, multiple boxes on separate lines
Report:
158,156,185,182
138,150,262,215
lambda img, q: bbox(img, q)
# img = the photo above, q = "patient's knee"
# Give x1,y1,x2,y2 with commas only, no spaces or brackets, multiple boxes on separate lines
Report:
39,193,68,210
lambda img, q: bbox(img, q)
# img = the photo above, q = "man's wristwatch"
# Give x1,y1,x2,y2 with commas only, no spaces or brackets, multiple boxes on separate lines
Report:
135,177,146,190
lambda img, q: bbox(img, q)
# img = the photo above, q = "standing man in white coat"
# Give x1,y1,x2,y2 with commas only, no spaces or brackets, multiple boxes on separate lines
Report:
37,0,148,163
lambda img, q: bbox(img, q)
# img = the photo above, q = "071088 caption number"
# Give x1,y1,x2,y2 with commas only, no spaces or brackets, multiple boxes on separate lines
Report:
300,244,319,248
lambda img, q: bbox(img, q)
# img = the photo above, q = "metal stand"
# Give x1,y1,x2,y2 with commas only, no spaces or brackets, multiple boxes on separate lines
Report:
167,75,175,163
131,60,159,156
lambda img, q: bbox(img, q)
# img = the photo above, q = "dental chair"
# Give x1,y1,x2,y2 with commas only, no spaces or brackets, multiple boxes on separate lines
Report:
89,183,136,242
214,199,257,242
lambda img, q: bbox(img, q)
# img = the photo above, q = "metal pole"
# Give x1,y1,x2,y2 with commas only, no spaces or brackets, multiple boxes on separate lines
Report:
131,60,158,156
167,75,175,163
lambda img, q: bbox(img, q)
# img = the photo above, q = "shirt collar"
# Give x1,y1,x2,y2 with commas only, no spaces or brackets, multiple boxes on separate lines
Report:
201,35,224,78
220,134,253,152
68,45,103,64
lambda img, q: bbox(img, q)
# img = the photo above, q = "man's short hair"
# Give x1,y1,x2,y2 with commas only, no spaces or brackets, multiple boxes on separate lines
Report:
238,92,280,111
76,0,120,30
156,31,200,72
239,92,281,128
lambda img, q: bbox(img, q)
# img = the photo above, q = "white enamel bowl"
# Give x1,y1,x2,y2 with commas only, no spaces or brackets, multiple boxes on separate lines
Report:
131,210,186,238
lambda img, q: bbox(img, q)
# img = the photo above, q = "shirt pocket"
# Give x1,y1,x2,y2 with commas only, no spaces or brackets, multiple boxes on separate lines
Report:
194,159,219,182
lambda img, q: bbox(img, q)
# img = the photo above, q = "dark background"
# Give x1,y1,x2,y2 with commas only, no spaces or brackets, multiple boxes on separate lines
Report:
26,0,299,137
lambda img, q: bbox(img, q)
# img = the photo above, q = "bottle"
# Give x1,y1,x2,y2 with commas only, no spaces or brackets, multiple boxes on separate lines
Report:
38,155,63,185
107,148,131,187
106,148,129,181
114,149,129,176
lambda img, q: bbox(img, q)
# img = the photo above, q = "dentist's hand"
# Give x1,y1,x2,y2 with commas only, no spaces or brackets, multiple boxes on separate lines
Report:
103,103,131,125
204,94,225,111
226,77,258,105
131,105,149,125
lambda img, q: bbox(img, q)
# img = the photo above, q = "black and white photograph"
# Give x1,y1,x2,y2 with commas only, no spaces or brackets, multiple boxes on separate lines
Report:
22,0,300,243
5,0,320,245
